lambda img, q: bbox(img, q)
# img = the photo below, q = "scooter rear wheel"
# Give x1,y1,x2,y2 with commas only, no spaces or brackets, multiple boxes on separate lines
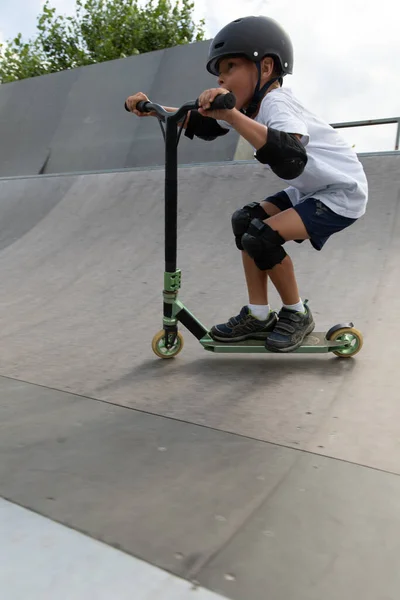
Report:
327,327,363,358
152,330,184,358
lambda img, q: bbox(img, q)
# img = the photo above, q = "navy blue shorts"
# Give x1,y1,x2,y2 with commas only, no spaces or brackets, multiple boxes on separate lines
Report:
265,190,357,251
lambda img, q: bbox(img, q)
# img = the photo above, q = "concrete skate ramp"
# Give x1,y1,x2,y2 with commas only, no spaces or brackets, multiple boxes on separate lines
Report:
1,154,400,600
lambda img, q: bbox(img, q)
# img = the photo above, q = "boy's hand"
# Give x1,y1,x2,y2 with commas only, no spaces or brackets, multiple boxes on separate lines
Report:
125,92,156,117
198,88,235,121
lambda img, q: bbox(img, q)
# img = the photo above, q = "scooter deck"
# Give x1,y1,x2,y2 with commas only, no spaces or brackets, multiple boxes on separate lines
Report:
200,331,344,354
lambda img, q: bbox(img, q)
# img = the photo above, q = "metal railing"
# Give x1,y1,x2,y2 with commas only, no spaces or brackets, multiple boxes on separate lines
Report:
330,117,400,151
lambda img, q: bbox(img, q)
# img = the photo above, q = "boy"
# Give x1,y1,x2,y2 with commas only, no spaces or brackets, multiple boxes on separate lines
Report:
126,15,368,352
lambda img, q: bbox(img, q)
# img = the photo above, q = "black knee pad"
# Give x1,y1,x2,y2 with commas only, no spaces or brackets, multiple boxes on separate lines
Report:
231,202,268,250
241,218,287,270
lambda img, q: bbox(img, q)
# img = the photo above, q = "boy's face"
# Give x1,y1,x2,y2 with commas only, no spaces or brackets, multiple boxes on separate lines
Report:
217,56,261,110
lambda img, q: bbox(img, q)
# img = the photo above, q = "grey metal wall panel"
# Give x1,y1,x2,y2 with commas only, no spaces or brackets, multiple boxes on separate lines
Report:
45,50,165,174
0,69,78,177
0,40,239,177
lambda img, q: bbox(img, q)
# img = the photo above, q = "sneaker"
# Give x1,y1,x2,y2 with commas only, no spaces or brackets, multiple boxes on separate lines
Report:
210,306,278,342
265,301,315,352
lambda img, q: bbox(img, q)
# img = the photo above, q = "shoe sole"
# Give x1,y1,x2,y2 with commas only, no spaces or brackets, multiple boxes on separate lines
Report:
210,330,275,343
210,318,278,343
265,321,316,353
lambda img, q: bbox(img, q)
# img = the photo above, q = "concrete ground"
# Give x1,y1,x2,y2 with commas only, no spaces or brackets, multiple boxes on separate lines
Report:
1,155,399,599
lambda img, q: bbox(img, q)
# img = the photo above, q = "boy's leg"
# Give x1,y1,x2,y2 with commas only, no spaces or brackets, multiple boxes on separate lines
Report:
260,208,308,306
210,193,313,345
242,207,315,352
209,200,282,342
243,200,282,305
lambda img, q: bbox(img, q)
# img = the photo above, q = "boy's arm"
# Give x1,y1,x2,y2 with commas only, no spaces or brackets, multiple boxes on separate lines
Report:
223,108,307,180
223,109,270,149
223,108,302,149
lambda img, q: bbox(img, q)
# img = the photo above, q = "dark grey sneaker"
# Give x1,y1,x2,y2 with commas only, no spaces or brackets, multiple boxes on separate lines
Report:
210,306,278,342
265,301,315,352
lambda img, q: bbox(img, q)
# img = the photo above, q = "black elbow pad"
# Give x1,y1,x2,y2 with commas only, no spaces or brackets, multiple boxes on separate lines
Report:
255,127,308,179
184,110,229,141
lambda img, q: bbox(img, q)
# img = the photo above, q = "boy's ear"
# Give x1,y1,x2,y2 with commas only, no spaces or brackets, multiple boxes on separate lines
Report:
261,56,274,76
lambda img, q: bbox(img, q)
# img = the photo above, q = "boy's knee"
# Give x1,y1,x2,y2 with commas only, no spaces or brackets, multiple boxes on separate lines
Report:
241,219,287,270
231,202,269,250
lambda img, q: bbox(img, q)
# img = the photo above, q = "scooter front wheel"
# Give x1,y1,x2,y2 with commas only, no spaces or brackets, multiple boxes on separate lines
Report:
152,330,184,359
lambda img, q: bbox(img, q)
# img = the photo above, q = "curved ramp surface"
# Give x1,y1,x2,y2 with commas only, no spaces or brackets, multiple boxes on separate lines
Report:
1,155,400,600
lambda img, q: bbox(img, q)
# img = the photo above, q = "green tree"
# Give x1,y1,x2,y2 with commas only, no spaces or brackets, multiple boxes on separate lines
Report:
0,0,205,83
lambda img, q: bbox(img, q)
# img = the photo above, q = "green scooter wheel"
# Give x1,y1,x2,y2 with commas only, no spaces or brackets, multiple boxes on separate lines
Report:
152,330,184,359
327,327,363,358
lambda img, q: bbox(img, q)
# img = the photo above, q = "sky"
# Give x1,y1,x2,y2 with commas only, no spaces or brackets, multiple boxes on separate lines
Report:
0,0,399,151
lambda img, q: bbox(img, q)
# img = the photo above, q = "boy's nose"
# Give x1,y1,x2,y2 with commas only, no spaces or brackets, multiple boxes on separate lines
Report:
218,76,224,86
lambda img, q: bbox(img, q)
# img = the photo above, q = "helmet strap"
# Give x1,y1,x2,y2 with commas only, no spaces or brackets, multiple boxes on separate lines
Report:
241,63,281,118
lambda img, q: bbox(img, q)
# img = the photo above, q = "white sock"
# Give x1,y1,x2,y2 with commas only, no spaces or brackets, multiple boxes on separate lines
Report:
283,299,305,313
248,304,271,320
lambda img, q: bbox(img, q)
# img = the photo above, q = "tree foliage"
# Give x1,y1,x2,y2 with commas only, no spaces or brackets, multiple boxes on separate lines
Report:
0,0,205,83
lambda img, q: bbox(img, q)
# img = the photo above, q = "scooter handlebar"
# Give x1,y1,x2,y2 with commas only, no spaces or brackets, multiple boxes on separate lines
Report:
125,92,236,117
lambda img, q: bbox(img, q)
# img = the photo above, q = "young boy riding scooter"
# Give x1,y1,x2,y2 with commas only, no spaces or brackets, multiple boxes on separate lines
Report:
125,15,368,352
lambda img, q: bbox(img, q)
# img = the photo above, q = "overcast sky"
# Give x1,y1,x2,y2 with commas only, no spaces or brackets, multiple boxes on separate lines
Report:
1,0,399,151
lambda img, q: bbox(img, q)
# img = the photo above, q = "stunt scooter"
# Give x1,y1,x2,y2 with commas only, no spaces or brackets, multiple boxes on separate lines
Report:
127,93,363,359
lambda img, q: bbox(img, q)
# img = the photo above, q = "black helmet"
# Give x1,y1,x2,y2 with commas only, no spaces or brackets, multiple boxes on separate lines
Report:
206,16,293,77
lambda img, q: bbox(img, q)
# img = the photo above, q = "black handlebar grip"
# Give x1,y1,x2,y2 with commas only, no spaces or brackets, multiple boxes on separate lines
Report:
136,100,150,113
124,100,150,113
209,92,236,110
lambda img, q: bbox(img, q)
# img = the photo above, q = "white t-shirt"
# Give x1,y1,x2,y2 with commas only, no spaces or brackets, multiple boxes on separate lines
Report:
218,87,368,219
